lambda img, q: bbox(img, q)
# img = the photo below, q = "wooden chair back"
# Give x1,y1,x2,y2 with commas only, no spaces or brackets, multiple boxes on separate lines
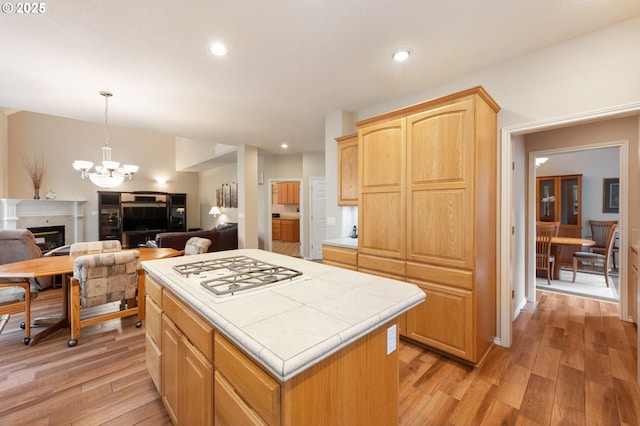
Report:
535,223,558,270
588,220,618,252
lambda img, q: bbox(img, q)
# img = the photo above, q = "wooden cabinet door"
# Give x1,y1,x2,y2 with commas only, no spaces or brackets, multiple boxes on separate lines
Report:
287,182,300,204
272,219,281,240
161,316,180,424
405,279,474,362
281,220,292,242
180,335,213,426
406,98,475,270
337,134,358,206
358,118,406,260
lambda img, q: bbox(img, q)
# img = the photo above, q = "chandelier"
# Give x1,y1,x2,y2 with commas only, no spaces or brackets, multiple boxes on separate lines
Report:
72,91,139,188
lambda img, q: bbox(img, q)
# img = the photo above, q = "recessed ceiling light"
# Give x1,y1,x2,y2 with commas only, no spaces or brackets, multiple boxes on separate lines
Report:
208,43,228,56
391,48,411,62
281,143,288,149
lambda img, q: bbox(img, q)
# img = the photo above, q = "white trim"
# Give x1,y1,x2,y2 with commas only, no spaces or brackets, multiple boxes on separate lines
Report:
499,101,640,349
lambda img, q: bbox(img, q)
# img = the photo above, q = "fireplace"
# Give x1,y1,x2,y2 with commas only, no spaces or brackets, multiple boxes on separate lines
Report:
28,225,65,254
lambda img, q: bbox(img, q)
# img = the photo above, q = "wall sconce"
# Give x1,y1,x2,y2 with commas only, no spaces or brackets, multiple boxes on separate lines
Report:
209,206,221,217
155,177,168,185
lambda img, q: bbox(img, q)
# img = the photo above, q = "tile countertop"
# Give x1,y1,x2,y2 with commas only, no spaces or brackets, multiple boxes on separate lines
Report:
322,237,358,249
141,249,424,381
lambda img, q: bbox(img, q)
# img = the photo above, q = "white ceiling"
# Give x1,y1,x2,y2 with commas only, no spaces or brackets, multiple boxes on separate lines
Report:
2,0,639,154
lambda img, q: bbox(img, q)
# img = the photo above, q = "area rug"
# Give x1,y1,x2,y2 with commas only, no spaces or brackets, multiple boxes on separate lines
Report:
536,268,619,302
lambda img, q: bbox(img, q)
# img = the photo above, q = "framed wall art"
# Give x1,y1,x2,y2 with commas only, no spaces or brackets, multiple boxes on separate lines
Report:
602,177,619,213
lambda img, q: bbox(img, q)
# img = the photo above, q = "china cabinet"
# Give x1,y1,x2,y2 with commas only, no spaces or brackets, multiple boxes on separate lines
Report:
536,174,582,266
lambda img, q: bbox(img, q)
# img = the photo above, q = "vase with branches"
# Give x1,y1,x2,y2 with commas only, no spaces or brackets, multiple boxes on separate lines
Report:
22,154,47,199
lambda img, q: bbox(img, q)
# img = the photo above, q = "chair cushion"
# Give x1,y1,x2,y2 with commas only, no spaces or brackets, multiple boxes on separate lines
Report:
573,251,605,260
73,250,140,308
0,282,38,306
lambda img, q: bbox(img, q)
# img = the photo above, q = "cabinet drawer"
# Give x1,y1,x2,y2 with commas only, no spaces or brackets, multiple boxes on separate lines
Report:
163,289,214,361
358,253,406,277
146,275,163,306
215,372,268,426
215,333,280,426
145,334,161,393
145,296,162,345
406,261,473,290
322,245,357,268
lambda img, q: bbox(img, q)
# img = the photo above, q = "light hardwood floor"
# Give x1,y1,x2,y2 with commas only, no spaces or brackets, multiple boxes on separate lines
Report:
272,240,301,257
0,288,638,425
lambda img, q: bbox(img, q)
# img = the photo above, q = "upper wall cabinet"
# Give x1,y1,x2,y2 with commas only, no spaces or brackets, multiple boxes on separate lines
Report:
336,133,358,206
276,181,300,205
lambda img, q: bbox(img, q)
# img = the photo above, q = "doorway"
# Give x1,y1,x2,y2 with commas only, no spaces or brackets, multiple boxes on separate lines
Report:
499,103,639,350
268,178,303,258
530,146,621,303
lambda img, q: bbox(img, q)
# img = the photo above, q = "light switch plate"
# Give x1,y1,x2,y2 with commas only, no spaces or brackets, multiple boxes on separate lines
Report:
387,324,397,355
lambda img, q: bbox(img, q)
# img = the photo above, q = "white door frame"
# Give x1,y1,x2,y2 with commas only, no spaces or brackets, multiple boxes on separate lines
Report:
499,101,640,349
309,176,326,260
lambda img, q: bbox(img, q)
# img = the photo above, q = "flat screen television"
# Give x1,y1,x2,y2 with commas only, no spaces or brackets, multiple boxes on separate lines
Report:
122,206,168,232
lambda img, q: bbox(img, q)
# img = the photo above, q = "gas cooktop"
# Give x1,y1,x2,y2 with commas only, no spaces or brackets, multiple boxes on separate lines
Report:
172,255,303,297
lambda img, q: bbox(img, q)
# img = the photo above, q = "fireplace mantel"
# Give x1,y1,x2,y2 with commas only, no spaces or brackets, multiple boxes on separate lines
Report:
0,198,88,243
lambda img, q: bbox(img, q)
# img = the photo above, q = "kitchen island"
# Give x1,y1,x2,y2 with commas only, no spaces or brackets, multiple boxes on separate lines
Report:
142,248,425,425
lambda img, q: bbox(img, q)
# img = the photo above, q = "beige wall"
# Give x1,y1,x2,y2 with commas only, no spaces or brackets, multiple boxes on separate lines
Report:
6,111,199,240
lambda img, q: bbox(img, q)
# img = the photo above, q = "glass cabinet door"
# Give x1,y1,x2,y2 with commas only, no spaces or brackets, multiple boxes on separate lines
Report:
560,176,580,225
537,178,556,222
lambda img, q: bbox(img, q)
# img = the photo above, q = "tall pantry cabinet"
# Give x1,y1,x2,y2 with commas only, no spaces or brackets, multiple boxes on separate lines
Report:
356,87,500,364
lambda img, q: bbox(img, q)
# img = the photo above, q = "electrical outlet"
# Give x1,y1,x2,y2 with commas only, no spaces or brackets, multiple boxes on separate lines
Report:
386,324,397,355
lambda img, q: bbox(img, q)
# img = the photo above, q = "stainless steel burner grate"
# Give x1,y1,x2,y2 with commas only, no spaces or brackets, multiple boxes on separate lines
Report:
172,255,303,296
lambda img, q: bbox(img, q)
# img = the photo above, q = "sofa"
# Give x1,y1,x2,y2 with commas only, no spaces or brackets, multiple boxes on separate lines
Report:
155,223,238,253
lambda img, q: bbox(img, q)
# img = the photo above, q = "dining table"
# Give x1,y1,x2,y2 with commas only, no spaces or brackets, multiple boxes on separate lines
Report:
0,247,181,345
550,237,595,280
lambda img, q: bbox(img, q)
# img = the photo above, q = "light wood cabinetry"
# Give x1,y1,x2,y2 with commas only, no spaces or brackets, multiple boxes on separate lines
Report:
355,87,499,364
280,219,299,243
336,133,358,206
276,182,300,205
272,219,299,243
148,278,405,424
322,245,358,270
215,333,281,425
272,219,281,240
161,289,214,425
145,277,163,393
536,174,582,266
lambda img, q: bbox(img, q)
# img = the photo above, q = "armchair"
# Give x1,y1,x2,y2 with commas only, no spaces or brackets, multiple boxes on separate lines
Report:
68,250,142,347
0,229,47,344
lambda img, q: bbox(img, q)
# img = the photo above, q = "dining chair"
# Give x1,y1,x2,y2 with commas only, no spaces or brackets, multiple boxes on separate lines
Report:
0,229,50,344
572,223,618,287
68,250,142,347
536,222,559,285
184,237,212,255
587,220,619,267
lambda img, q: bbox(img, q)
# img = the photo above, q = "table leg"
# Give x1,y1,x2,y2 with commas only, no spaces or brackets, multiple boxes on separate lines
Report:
552,245,562,280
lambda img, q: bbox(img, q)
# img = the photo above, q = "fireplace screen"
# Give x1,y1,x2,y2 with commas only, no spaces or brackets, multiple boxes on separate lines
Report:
28,225,65,254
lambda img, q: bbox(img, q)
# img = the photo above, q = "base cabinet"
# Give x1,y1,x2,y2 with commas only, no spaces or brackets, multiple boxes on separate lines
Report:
160,286,214,426
322,245,357,270
148,276,403,425
405,279,473,360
